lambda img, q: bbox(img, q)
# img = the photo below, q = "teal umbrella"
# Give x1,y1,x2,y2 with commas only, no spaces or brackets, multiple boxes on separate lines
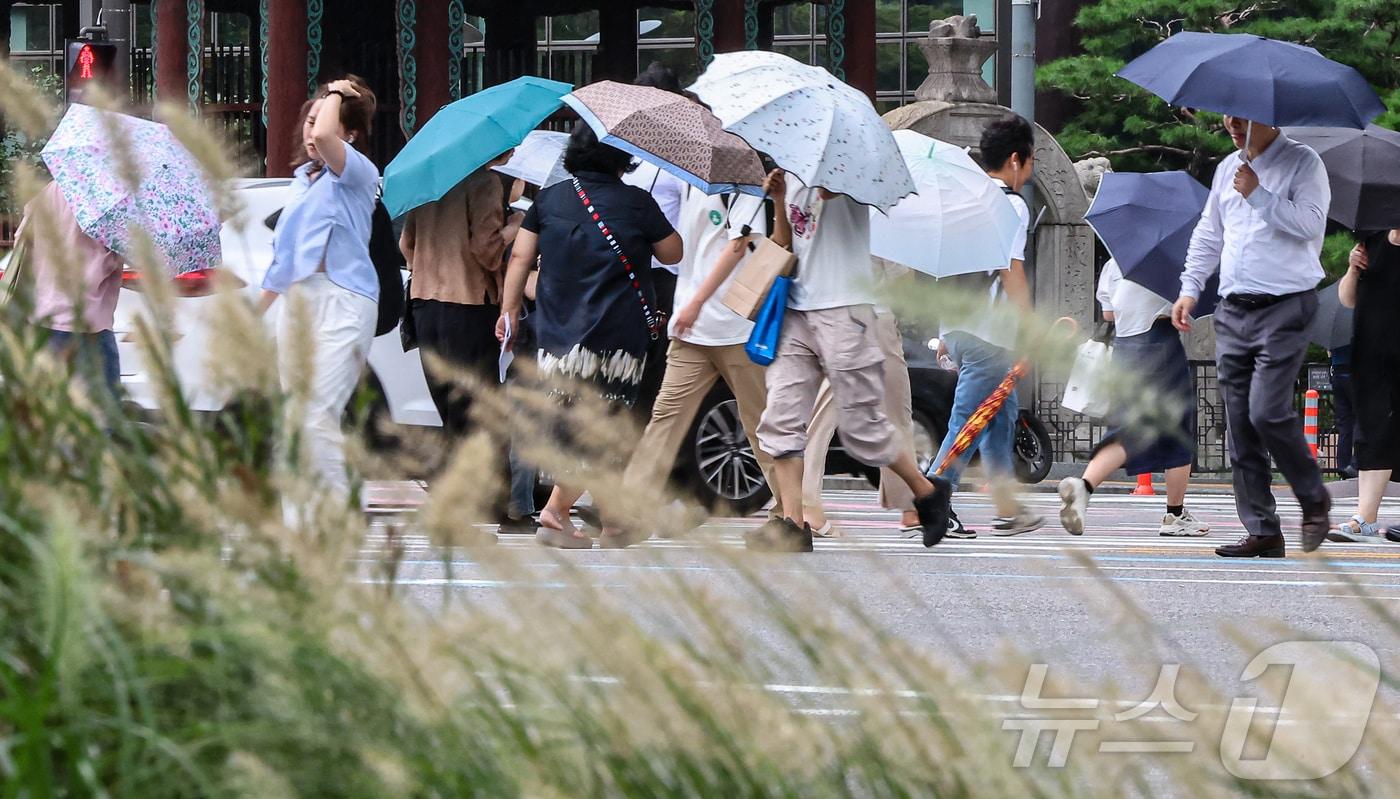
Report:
382,76,572,218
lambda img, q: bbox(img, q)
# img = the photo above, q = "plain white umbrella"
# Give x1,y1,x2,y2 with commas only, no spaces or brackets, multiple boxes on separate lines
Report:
491,129,570,188
869,130,1022,277
687,50,915,210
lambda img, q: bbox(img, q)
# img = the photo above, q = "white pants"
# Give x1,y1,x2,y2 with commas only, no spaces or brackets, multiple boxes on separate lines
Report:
277,274,377,502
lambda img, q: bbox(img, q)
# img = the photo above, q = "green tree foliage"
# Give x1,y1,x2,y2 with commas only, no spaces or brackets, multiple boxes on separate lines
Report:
1039,0,1400,178
0,67,61,217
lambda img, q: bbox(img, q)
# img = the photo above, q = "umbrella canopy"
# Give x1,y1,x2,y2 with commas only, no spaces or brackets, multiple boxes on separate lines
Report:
1117,32,1384,129
382,76,572,218
40,104,221,276
562,81,766,196
687,51,915,210
491,129,570,188
1086,171,1218,314
1283,125,1400,231
1307,281,1353,350
868,130,1022,277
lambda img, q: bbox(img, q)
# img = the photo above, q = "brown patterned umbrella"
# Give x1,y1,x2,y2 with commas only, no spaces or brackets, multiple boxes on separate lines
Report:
562,80,767,195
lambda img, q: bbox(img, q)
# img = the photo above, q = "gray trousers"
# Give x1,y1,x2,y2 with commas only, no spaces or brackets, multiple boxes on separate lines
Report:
1213,292,1328,537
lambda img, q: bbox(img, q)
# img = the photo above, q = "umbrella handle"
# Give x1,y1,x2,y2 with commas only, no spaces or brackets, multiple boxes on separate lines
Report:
1050,315,1079,338
738,194,768,238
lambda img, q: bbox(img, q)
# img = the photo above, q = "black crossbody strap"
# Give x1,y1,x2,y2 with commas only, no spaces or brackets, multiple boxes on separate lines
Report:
572,177,661,341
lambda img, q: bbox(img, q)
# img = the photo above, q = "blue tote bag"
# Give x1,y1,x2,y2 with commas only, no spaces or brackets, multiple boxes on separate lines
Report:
745,275,792,366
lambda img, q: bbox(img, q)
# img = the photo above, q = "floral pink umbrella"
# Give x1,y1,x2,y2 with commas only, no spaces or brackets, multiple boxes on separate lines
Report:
40,104,221,276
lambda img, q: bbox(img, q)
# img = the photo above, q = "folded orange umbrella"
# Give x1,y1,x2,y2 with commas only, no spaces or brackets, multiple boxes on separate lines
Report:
929,317,1078,478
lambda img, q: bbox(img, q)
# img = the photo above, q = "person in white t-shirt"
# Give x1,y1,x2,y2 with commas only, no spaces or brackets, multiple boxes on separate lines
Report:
1056,259,1209,537
625,63,693,419
606,186,782,544
746,170,944,552
924,115,1042,541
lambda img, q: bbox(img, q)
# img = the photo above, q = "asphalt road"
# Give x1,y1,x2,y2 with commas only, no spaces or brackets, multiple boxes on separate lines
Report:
360,483,1400,772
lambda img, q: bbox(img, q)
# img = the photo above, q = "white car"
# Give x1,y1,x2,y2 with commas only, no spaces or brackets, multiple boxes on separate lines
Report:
114,178,441,428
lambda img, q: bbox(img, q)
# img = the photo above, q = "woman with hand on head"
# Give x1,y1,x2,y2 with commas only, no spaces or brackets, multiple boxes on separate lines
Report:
259,77,381,514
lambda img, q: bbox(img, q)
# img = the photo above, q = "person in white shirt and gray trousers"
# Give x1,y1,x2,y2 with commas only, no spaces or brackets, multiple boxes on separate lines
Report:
1171,117,1333,558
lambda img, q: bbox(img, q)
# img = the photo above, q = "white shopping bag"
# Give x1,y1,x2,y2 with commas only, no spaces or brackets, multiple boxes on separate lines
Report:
1061,339,1112,418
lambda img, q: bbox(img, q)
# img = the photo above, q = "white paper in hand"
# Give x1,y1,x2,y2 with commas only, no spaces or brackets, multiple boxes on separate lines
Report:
498,315,514,383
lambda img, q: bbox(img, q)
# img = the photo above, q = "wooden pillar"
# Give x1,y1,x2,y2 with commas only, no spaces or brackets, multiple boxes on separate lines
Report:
593,2,637,83
154,0,189,105
711,0,747,53
414,0,452,125
266,0,308,177
841,0,876,101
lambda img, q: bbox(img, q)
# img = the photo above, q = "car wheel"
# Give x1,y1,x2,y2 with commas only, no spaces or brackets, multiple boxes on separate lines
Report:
912,409,944,475
1014,411,1054,484
863,410,943,490
682,393,771,515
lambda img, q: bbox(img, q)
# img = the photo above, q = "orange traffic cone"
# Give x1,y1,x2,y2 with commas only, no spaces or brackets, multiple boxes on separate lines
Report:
1132,472,1155,496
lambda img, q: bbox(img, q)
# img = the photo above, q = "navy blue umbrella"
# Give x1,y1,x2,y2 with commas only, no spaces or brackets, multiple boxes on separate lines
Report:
1086,171,1220,316
1118,32,1384,130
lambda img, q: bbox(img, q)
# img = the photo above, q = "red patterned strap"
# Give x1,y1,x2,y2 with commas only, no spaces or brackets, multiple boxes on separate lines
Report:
571,177,662,341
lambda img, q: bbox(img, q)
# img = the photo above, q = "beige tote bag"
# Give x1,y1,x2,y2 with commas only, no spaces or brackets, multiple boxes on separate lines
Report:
721,237,796,321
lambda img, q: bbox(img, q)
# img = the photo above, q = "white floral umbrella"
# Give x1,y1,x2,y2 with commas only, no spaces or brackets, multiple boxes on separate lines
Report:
687,51,915,210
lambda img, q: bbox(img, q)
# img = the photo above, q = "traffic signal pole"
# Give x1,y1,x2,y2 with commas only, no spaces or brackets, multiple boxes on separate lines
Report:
77,0,132,101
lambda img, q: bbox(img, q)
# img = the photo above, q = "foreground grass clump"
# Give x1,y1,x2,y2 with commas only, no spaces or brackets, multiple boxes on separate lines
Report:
3,62,1399,797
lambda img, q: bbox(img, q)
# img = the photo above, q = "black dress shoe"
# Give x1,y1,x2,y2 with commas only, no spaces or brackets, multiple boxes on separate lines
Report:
1300,494,1333,553
743,518,814,553
1385,526,1400,543
915,476,953,548
496,514,538,535
1215,535,1286,558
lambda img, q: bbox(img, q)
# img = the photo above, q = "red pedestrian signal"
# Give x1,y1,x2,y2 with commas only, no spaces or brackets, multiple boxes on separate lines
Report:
64,38,119,104
77,45,97,80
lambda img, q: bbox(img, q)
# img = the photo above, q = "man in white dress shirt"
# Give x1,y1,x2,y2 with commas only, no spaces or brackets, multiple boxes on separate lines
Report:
1171,116,1332,558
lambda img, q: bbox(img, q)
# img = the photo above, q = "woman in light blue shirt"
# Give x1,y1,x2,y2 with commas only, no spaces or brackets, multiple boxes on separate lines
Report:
259,78,380,509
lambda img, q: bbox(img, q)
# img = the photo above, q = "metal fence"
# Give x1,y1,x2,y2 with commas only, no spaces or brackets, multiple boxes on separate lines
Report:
1034,364,1345,476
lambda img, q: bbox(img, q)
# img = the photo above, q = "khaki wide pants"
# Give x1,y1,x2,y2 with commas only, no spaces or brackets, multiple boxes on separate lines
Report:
622,339,782,509
801,311,916,514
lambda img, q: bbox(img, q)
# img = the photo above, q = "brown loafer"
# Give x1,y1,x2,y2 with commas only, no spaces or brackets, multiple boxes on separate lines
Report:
1215,534,1285,558
1300,495,1332,554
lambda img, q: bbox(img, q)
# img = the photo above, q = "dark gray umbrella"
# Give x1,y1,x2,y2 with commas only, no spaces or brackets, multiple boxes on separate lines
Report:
1308,282,1353,350
1284,125,1400,231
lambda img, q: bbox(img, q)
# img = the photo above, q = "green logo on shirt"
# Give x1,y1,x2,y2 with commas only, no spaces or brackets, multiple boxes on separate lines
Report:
708,210,723,225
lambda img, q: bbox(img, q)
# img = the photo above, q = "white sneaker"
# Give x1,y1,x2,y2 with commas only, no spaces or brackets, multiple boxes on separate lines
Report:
1159,509,1210,537
993,511,1045,536
811,520,844,538
1057,477,1089,536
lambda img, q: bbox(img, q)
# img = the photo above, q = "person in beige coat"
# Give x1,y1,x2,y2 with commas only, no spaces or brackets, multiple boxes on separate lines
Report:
400,154,521,440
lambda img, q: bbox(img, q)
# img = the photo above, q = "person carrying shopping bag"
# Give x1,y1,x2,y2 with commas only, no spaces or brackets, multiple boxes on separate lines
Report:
748,170,945,552
603,184,784,545
1058,259,1210,537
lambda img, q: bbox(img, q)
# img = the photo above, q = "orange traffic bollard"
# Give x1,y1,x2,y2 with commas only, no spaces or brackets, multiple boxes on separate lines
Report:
1304,389,1319,460
1132,472,1155,496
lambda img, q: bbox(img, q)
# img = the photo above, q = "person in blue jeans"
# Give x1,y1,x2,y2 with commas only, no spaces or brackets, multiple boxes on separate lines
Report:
924,115,1045,539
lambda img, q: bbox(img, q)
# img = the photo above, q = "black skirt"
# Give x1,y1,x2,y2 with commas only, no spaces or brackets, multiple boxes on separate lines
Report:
1097,318,1195,475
